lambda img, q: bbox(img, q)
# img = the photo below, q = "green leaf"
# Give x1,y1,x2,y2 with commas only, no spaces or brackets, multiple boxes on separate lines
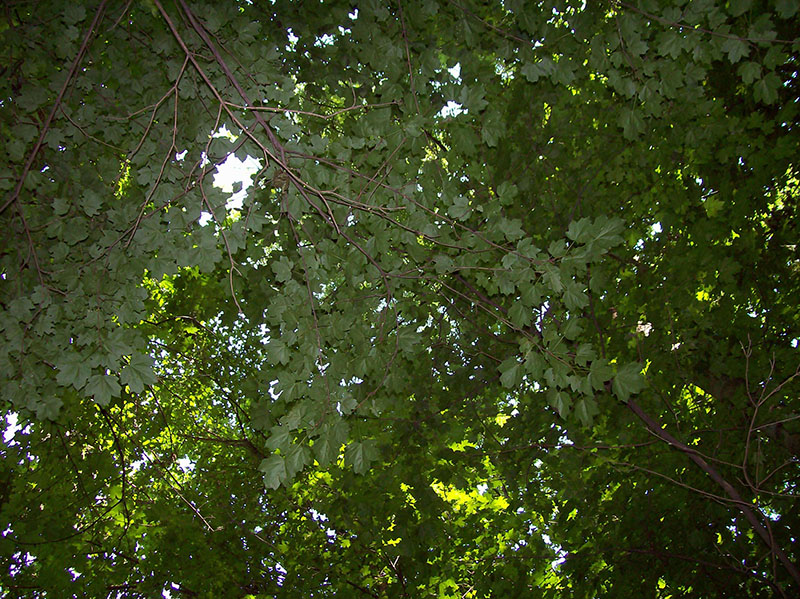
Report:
575,343,596,366
404,115,425,138
4,3,799,594
722,38,750,64
656,31,685,59
284,444,310,478
396,327,418,354
524,350,545,379
345,440,378,475
481,110,505,147
548,389,572,418
36,396,63,421
612,362,645,402
520,57,554,83
80,191,103,217
271,257,294,283
574,398,599,427
542,265,563,294
63,5,86,24
729,0,752,16
501,253,519,269
56,352,91,390
259,455,287,490
508,302,531,328
567,218,592,244
447,196,471,220
703,195,723,218
434,254,454,274
738,61,761,84
776,0,798,18
266,338,290,365
619,108,645,139
562,316,583,340
266,426,291,452
314,421,348,466
281,402,307,430
586,216,625,256
313,435,336,467
52,197,71,216
589,359,614,390
496,181,518,204
120,352,156,394
754,72,781,104
193,228,220,272
85,374,121,407
520,62,541,83
459,83,488,112
337,395,358,415
499,358,521,388
548,239,568,258
498,218,525,242
563,281,588,312
521,281,543,305
250,400,271,431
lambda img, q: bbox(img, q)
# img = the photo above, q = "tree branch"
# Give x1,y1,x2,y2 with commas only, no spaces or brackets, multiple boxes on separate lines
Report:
626,398,800,590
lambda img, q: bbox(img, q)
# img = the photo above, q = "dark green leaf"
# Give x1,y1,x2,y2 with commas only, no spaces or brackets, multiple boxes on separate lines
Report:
612,362,645,402
120,352,156,394
499,358,521,388
574,398,599,426
85,374,121,407
259,455,286,490
345,440,378,475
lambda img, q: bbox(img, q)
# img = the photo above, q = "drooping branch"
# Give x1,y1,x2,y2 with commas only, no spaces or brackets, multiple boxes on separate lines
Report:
1,0,110,217
626,397,800,590
174,0,341,235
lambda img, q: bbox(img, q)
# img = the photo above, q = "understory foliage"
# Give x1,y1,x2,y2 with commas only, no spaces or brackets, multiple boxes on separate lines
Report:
1,0,799,597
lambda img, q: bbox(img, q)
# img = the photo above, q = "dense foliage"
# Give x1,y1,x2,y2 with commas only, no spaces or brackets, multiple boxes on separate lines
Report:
1,0,799,597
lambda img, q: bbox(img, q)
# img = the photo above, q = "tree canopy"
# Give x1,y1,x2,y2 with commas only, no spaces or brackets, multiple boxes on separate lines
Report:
1,0,799,597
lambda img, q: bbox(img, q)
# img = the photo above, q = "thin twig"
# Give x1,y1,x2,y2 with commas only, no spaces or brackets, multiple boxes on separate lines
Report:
2,0,109,216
